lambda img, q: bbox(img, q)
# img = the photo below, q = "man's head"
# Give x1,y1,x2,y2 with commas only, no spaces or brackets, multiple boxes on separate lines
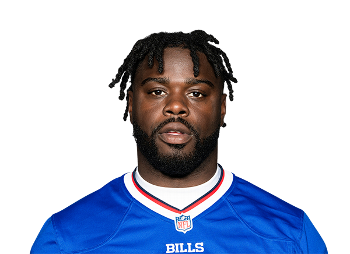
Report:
109,30,237,178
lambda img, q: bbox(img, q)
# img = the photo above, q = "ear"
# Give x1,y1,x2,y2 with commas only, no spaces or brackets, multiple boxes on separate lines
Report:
128,90,133,124
220,94,227,127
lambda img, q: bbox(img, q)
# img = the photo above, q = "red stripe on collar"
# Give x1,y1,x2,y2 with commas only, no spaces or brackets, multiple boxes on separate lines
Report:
131,169,225,214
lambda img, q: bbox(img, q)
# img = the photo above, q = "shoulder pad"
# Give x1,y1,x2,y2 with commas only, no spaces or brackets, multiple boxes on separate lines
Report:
52,175,133,253
227,176,303,241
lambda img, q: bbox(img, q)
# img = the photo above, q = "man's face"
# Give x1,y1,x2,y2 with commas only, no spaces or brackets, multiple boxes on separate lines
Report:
129,47,226,177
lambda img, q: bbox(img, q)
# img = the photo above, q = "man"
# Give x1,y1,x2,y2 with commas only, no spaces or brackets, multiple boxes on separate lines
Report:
31,30,327,253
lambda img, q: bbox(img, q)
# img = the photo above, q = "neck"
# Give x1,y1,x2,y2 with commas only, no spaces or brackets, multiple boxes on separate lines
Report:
137,147,218,188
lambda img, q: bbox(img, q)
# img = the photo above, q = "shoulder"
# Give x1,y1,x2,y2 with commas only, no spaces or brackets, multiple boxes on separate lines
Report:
52,174,133,252
31,217,61,254
226,174,304,241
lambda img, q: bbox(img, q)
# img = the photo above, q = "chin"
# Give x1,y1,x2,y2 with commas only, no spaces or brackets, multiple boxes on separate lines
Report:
133,118,221,178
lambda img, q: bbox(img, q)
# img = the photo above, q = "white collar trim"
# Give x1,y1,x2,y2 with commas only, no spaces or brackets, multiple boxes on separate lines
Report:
124,165,233,220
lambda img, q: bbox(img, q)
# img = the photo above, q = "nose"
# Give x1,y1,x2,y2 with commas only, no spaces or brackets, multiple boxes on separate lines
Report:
163,94,189,117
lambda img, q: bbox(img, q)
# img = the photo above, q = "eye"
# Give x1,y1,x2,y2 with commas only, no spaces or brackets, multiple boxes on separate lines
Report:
149,89,166,96
188,91,205,98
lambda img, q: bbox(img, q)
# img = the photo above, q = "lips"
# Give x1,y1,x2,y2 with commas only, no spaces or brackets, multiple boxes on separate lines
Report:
157,122,193,145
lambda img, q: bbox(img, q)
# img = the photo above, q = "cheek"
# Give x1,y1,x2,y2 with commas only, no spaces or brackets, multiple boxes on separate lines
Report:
133,96,164,130
192,96,222,119
191,107,221,135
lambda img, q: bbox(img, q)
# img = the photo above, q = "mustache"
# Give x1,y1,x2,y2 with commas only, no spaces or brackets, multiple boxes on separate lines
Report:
151,118,198,138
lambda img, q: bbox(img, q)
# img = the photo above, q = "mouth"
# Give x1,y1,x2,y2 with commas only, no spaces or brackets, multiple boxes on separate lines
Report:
157,122,193,145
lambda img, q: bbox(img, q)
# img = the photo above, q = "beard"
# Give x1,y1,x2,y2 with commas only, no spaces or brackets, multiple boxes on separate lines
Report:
132,117,220,178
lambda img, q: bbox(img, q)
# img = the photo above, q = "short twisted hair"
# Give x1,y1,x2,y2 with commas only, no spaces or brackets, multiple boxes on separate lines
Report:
109,30,237,122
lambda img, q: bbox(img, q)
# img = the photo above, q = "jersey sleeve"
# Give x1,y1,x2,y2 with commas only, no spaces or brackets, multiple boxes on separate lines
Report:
299,213,328,254
31,217,61,254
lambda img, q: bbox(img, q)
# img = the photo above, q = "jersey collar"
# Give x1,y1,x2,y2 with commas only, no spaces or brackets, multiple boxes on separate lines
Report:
124,164,234,220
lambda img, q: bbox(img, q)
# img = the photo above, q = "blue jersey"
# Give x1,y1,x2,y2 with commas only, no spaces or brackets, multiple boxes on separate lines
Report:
31,166,327,253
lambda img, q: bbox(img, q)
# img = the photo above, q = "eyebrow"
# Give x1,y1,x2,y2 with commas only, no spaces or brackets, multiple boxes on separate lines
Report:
185,78,214,88
141,77,169,86
141,77,214,88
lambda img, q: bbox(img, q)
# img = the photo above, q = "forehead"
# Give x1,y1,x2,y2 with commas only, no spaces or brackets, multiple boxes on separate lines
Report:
133,47,222,86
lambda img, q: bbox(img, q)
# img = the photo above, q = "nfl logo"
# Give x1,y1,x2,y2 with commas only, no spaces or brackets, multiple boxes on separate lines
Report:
175,214,193,233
